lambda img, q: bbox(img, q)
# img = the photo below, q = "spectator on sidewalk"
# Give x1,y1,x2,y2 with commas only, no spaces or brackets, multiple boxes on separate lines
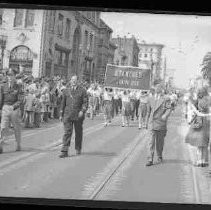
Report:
33,93,42,128
23,88,36,128
185,87,211,167
0,68,23,153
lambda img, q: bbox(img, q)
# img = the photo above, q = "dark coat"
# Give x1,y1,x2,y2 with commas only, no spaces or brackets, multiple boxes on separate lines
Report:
60,85,88,121
0,81,23,110
147,95,172,131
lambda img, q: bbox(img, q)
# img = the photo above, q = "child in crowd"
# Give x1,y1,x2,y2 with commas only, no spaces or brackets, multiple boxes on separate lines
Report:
34,93,42,128
23,89,36,128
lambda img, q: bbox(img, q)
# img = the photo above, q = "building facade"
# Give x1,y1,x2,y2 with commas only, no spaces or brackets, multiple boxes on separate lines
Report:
0,8,45,77
0,8,115,81
95,19,117,83
111,36,139,67
37,10,102,80
138,42,164,84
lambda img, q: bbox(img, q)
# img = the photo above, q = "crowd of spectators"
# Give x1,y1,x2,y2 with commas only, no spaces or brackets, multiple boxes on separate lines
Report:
0,70,95,129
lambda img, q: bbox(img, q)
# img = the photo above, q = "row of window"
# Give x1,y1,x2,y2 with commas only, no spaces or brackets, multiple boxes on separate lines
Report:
86,11,97,23
55,50,69,66
0,9,72,40
139,48,155,52
139,53,152,58
48,11,71,40
0,9,35,28
84,30,96,52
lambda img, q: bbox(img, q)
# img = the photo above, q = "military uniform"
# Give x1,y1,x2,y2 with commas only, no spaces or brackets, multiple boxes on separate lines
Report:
146,94,172,165
60,85,88,156
0,80,23,153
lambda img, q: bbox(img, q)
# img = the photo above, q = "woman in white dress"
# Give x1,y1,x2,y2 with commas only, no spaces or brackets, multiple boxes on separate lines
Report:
103,88,113,126
121,90,131,127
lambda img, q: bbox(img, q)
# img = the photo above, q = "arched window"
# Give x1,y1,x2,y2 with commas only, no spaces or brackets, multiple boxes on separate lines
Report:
10,45,33,61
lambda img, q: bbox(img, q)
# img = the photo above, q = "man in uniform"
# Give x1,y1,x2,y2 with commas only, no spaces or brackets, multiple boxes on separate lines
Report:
0,68,23,153
145,83,172,166
59,75,88,158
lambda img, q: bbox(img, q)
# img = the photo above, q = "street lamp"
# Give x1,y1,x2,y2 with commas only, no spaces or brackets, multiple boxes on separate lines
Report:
0,35,7,71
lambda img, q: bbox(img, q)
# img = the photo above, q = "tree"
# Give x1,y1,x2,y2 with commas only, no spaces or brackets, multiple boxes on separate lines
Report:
201,52,211,85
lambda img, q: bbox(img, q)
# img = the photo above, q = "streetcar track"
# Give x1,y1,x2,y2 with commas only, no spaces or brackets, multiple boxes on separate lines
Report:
0,117,121,174
94,130,149,200
180,121,204,204
6,116,106,142
81,130,149,200
186,144,201,203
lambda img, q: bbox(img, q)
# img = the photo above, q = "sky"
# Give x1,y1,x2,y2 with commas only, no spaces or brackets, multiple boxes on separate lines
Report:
101,12,211,89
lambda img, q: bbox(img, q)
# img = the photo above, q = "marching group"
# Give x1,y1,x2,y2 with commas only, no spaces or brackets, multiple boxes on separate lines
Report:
87,84,179,129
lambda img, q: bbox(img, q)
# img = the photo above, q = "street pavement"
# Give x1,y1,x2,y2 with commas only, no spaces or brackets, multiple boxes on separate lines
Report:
0,106,211,205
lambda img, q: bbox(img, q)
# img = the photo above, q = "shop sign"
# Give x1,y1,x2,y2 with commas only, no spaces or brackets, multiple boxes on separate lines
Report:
104,64,151,90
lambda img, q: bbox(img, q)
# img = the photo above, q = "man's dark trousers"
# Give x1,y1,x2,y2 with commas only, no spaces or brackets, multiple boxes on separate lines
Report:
147,129,167,162
135,99,140,119
61,116,84,153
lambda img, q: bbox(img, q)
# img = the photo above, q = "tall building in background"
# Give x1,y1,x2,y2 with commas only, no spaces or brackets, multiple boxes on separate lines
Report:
111,36,139,67
0,8,115,82
138,42,164,84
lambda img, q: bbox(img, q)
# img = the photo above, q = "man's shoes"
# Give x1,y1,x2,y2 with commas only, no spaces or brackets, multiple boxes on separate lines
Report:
201,163,209,167
59,152,68,158
0,146,3,154
146,161,153,166
16,145,21,152
76,150,81,155
157,158,163,164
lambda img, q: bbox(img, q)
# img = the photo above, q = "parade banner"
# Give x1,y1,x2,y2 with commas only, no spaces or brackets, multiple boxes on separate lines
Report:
104,64,150,90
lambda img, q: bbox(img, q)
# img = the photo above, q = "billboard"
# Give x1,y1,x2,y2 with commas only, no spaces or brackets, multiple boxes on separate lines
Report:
104,64,151,90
